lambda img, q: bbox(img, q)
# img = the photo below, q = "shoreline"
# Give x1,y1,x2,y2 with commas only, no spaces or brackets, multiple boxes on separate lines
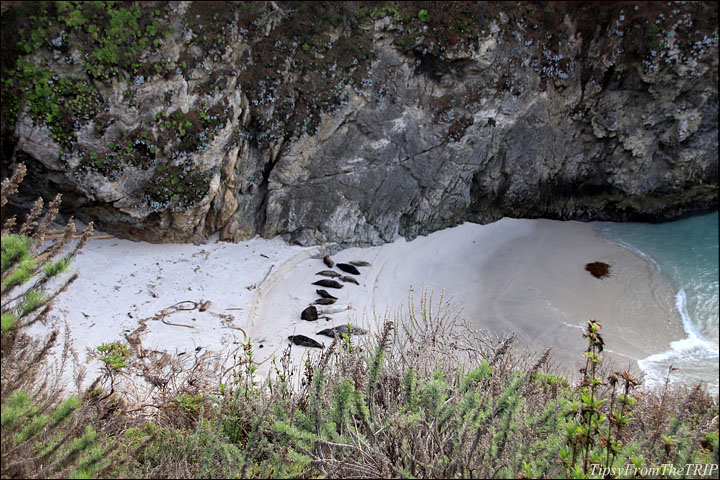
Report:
248,218,687,382
37,218,698,392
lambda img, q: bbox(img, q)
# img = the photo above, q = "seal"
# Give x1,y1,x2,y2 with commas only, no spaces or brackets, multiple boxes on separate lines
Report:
316,270,341,278
312,298,337,305
336,263,360,275
349,260,371,267
316,304,351,315
316,289,338,300
301,306,318,321
340,275,360,285
323,255,334,268
317,324,368,337
312,279,343,289
288,335,323,348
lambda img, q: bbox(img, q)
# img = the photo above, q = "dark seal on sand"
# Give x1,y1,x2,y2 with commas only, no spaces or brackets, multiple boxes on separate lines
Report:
312,298,337,305
288,335,323,348
316,289,338,299
323,255,334,268
301,306,318,321
313,279,343,289
585,261,611,279
337,263,360,275
317,324,368,337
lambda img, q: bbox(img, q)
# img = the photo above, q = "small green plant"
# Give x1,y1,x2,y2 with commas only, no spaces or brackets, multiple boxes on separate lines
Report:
1,390,32,428
603,370,639,470
52,396,81,425
239,338,259,394
4,60,102,146
562,320,608,476
418,9,429,22
645,23,661,51
169,394,205,417
97,341,130,370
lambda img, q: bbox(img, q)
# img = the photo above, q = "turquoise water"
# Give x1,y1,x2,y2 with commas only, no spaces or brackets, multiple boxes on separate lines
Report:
595,211,719,395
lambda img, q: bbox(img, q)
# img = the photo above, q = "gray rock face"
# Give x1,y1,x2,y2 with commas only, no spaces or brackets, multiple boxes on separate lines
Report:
6,4,718,246
261,35,717,246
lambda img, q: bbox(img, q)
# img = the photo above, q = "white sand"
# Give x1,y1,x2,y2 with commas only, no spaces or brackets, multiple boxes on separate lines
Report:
31,230,315,388
36,217,686,390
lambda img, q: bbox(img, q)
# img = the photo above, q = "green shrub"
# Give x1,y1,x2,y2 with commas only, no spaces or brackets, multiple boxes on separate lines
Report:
52,396,81,425
1,390,32,428
43,257,71,278
1,312,19,333
97,341,130,370
18,291,48,316
0,234,33,273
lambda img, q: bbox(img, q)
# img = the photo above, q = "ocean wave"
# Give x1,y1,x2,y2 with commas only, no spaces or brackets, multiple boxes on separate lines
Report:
597,214,718,394
638,288,719,394
672,288,719,353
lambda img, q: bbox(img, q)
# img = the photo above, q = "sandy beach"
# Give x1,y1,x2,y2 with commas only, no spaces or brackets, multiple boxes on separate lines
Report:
29,230,315,389
249,218,685,378
36,218,687,390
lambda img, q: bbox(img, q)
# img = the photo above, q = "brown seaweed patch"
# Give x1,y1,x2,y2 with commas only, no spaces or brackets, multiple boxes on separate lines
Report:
585,261,611,279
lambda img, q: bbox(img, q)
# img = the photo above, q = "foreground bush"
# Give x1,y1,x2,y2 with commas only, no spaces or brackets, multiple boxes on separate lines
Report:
114,292,716,479
1,163,114,478
3,282,719,479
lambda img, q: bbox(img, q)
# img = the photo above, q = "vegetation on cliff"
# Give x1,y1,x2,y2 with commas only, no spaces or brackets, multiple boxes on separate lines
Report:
3,1,717,147
1,1,717,234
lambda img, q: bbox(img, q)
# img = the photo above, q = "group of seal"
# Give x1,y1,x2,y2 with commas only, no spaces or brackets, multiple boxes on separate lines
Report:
288,254,371,349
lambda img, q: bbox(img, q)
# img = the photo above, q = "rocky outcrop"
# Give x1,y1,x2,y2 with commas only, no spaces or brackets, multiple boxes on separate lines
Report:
3,2,718,245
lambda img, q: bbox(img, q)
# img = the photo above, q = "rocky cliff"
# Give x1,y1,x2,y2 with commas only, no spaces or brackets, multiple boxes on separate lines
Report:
2,1,717,245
